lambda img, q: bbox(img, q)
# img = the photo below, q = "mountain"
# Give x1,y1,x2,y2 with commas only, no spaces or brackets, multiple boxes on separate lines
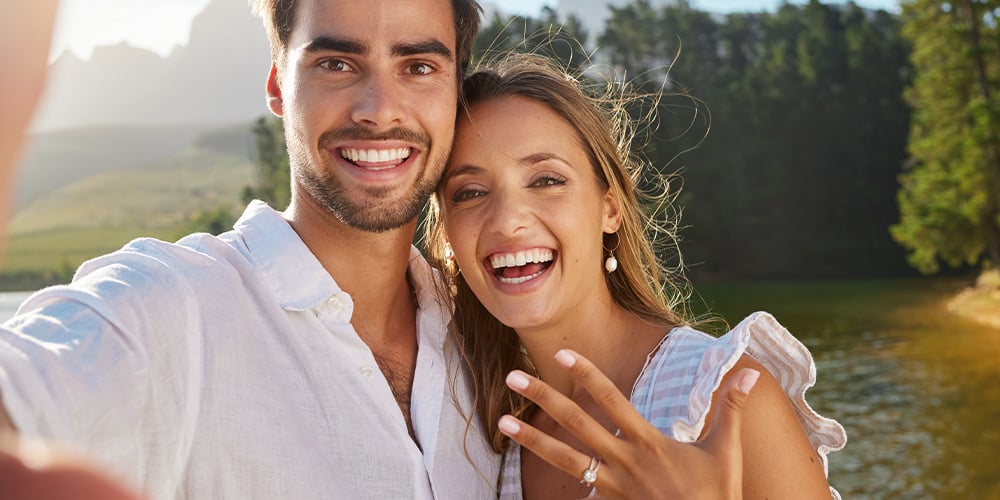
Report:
32,0,272,132
15,0,271,209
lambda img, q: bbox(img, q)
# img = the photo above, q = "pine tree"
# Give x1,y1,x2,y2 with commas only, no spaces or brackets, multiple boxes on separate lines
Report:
892,0,1000,273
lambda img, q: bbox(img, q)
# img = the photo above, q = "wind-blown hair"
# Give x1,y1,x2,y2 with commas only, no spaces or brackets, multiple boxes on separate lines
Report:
250,0,482,74
424,53,692,452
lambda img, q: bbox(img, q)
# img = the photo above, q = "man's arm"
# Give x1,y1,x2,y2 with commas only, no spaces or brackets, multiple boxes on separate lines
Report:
1,397,14,432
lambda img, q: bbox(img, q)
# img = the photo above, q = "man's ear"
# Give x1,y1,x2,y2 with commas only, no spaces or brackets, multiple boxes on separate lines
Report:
266,64,283,116
602,189,623,234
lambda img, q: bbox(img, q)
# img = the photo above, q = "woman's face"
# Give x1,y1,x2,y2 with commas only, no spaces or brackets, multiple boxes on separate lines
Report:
440,96,620,331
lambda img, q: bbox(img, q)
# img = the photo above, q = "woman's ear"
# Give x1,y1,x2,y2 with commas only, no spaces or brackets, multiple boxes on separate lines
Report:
602,189,623,234
266,64,283,116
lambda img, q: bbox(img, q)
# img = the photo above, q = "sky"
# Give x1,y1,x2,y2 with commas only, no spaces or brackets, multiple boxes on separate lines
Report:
50,0,902,60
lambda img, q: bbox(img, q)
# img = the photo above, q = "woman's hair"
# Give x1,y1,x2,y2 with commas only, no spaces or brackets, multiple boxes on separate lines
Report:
424,52,692,453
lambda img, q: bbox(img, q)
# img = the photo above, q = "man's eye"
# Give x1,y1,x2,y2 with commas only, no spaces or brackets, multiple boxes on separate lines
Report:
320,59,351,72
407,62,434,75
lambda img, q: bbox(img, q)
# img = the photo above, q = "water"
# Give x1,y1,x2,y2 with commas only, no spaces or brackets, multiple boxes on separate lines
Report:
1,281,997,496
695,279,1000,499
0,291,32,322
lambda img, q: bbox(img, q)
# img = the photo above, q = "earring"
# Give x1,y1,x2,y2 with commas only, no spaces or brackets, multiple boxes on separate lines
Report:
604,234,619,273
444,242,460,293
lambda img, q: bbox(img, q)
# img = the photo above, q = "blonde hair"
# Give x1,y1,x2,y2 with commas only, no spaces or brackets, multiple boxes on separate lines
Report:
424,53,692,453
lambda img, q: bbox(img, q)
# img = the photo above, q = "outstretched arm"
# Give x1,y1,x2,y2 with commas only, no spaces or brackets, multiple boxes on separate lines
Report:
0,1,60,227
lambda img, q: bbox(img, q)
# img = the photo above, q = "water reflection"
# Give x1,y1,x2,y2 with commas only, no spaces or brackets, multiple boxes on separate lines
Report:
695,279,1000,499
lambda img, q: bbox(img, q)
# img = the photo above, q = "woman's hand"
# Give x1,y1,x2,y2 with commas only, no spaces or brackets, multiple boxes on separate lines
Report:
499,349,760,500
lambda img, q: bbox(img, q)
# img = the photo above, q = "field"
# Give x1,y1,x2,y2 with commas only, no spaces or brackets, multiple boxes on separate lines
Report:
3,144,254,285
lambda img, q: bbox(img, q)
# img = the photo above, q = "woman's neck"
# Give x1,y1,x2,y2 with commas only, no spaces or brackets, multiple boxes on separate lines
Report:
517,303,671,401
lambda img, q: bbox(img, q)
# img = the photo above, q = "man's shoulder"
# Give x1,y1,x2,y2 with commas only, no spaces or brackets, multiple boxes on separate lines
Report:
84,232,246,275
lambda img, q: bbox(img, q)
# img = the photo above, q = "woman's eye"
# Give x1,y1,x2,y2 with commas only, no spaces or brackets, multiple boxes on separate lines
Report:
531,176,566,188
320,59,351,72
451,187,486,203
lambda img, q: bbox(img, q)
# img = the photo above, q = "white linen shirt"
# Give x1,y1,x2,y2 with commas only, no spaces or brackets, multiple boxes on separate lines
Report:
0,200,499,499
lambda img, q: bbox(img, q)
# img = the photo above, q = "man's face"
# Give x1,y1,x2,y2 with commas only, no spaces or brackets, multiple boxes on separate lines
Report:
267,0,459,232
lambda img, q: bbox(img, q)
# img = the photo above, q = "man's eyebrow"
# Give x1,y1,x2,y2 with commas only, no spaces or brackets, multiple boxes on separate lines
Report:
392,40,454,61
303,36,367,55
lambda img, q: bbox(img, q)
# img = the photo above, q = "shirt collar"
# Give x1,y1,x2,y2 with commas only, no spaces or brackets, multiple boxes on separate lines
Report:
233,200,339,311
233,200,450,315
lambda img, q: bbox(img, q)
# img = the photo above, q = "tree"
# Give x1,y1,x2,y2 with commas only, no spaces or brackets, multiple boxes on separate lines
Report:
245,116,291,209
473,8,589,71
892,0,1000,273
598,0,912,278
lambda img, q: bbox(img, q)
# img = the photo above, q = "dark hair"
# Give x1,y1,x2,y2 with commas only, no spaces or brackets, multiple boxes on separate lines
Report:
251,0,482,74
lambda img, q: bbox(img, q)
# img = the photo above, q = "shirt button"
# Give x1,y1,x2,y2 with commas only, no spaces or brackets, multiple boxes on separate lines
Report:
360,366,374,379
328,296,342,311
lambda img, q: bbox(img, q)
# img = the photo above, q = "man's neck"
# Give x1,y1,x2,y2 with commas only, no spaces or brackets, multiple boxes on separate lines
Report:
283,196,418,339
284,196,422,440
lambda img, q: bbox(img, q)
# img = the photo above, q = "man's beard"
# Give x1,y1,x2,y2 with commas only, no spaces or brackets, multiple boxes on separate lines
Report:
292,125,444,233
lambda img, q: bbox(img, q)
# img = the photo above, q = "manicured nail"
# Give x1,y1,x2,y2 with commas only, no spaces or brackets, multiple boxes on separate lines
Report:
554,349,576,368
506,371,531,390
738,369,761,394
498,415,521,435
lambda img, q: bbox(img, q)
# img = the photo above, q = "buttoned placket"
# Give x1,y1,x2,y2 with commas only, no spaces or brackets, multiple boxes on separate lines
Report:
314,291,380,381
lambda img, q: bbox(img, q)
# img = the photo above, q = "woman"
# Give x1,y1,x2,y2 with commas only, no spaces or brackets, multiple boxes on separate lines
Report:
425,54,845,499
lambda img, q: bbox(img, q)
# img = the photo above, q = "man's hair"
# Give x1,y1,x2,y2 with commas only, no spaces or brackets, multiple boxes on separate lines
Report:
250,0,482,73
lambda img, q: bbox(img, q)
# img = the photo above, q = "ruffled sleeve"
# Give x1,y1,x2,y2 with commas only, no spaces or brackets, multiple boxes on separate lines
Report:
631,311,847,498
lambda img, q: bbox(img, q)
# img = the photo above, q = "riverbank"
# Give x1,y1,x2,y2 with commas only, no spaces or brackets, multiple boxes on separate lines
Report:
947,270,1000,329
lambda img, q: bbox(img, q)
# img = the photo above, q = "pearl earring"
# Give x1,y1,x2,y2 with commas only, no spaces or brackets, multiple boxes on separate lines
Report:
604,234,619,273
605,254,618,273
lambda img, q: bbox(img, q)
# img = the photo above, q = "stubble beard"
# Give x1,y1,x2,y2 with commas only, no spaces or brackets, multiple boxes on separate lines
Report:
291,126,446,233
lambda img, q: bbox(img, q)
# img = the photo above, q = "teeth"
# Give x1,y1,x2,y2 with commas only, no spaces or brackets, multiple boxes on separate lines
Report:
498,272,543,285
340,147,411,163
489,248,554,270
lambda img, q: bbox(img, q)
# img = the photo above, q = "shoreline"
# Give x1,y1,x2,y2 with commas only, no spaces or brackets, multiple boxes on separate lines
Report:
946,271,1000,330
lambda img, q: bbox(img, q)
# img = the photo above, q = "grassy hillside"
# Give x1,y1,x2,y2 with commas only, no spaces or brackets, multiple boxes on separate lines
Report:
3,147,254,285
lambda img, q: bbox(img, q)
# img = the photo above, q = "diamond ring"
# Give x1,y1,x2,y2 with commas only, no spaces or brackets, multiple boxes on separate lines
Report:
580,456,601,488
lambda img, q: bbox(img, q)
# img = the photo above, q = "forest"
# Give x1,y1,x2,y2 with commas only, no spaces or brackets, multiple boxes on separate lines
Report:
245,0,1000,280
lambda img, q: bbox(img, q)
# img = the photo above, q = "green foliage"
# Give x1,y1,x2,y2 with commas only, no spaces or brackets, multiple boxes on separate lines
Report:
593,0,913,278
185,205,240,236
891,0,1000,273
244,116,291,209
473,7,589,71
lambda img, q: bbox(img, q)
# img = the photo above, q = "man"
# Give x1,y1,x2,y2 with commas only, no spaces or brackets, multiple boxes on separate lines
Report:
0,1,755,499
1,1,497,498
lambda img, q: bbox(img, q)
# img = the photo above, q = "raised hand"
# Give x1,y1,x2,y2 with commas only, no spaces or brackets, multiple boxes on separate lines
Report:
498,348,760,500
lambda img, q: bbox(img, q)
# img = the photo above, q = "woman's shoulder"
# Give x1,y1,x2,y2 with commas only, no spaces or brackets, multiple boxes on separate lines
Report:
634,312,846,491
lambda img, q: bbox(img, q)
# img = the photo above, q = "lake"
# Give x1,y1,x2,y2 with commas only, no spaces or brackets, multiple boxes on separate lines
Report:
695,278,1000,499
1,279,998,496
0,290,32,322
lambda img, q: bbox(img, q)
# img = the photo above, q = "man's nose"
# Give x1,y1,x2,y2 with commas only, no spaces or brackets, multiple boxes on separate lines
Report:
351,74,406,128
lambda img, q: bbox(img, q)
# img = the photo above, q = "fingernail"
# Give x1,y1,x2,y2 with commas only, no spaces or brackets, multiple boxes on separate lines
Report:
506,371,531,390
498,415,521,435
554,349,576,368
738,369,761,394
